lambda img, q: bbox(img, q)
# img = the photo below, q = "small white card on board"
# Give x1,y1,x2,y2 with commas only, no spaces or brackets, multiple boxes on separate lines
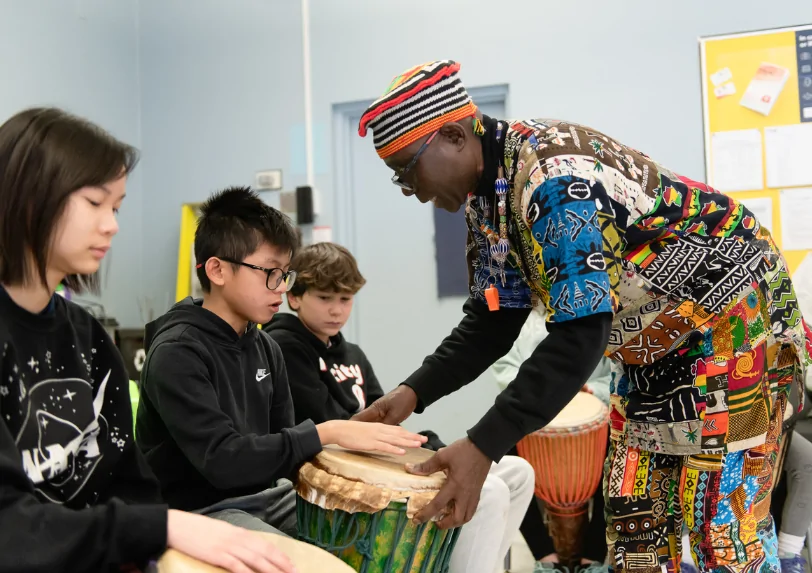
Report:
710,67,733,87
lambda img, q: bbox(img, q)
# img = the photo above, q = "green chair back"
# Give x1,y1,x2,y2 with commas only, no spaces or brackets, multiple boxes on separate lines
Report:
129,380,140,436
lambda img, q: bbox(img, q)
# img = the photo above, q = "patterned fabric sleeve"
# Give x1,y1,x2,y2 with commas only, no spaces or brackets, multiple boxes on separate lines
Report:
526,174,622,323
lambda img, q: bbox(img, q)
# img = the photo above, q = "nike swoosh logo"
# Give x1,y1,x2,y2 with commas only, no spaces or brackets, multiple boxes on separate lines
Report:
256,373,271,382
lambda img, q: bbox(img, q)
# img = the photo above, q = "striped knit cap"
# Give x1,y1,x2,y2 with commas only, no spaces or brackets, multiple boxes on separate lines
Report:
358,60,477,159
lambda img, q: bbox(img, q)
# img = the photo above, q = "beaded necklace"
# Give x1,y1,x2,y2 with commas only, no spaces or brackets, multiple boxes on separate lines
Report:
478,121,510,310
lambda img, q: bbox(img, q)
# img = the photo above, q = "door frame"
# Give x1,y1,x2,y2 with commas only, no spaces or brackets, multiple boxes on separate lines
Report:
330,84,509,341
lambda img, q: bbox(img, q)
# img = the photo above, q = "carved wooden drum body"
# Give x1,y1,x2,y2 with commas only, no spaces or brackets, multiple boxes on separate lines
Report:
516,392,610,566
296,446,460,573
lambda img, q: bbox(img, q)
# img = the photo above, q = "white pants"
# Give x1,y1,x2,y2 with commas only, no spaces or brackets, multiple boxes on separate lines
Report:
449,455,535,573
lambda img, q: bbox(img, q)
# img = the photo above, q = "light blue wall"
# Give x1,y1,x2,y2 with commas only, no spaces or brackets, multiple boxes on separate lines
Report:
3,1,808,323
8,0,808,437
138,0,307,318
307,0,812,220
0,0,142,325
135,0,812,310
303,0,812,438
132,0,811,438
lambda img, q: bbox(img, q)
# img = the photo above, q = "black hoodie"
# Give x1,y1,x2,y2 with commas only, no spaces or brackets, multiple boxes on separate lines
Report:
136,298,322,511
265,313,445,451
264,313,384,425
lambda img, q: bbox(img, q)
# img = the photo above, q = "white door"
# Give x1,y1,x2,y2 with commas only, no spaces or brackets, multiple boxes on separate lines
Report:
342,96,507,442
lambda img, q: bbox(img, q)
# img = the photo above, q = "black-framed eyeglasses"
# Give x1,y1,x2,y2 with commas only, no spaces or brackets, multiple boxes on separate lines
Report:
391,131,438,192
216,258,297,291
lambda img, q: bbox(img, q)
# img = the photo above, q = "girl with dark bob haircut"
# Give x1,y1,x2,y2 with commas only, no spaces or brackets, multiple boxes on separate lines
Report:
0,107,294,573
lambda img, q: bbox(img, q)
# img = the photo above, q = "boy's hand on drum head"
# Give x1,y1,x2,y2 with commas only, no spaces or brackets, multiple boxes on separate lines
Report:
406,438,491,530
319,420,427,454
166,510,296,573
352,385,417,425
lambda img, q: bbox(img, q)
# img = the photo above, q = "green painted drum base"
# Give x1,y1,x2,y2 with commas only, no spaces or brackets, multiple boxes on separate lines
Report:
296,497,460,573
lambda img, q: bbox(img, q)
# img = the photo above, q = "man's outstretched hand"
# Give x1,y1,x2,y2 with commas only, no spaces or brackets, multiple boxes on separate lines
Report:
352,385,418,425
405,438,492,530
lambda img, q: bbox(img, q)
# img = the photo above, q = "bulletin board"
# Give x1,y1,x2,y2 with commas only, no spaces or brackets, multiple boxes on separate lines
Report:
700,24,812,274
175,203,202,301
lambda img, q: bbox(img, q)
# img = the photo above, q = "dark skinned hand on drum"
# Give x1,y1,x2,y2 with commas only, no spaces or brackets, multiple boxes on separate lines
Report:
352,385,418,425
405,437,491,530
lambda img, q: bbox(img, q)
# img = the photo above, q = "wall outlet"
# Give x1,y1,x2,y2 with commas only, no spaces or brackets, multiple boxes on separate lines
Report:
255,169,283,191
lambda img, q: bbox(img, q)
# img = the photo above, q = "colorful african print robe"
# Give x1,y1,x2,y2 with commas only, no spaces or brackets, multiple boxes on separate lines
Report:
465,119,812,457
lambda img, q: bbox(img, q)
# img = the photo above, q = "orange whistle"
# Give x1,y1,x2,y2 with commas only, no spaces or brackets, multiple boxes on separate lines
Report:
485,285,500,311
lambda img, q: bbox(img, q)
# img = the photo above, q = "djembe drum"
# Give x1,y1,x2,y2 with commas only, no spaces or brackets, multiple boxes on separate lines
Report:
516,392,609,568
154,532,355,572
296,445,461,572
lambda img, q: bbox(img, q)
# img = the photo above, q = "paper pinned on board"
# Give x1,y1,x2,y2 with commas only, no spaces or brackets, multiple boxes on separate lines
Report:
738,196,774,230
765,124,812,188
710,67,733,86
710,67,736,98
714,83,737,98
780,188,812,250
710,129,764,192
739,63,790,116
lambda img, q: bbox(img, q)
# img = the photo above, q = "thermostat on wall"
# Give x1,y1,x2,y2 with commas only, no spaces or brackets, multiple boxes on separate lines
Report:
255,169,283,191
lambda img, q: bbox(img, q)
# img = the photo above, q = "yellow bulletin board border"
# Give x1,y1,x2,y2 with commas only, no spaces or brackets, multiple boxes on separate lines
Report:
175,203,201,302
699,24,812,274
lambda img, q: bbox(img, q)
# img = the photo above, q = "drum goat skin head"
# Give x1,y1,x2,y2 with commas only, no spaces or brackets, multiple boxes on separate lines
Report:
297,445,449,519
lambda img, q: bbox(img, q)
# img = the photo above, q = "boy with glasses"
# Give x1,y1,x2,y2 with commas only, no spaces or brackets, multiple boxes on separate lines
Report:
136,187,427,536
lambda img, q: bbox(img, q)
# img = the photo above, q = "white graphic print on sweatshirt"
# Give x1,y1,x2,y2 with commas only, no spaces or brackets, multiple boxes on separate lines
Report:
15,370,112,503
320,357,366,412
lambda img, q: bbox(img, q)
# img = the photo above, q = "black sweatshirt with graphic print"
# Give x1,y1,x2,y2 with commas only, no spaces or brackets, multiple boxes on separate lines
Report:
0,286,167,573
265,313,446,450
264,313,384,424
136,298,323,511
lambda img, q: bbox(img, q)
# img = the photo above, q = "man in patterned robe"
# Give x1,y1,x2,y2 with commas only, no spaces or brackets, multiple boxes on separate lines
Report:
354,60,812,573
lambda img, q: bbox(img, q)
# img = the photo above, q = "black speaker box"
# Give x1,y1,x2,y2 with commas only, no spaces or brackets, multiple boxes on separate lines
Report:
296,186,314,225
